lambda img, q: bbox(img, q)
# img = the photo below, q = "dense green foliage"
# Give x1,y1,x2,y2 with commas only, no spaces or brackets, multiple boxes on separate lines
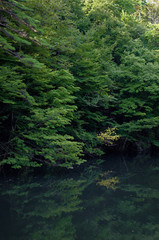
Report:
0,0,159,168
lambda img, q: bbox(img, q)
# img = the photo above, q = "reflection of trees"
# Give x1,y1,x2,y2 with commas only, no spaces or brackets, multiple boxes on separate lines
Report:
0,175,87,240
74,166,159,240
1,162,159,240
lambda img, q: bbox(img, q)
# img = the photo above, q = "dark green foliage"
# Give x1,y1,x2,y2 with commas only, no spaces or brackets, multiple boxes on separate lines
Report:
0,0,46,67
0,65,84,168
1,0,159,168
109,19,159,149
0,0,84,168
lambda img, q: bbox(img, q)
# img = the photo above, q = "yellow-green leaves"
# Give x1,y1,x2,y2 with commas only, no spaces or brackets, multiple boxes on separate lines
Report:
98,128,120,146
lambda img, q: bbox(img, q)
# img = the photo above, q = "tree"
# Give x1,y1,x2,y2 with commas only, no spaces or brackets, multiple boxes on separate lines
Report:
0,0,84,168
0,0,47,67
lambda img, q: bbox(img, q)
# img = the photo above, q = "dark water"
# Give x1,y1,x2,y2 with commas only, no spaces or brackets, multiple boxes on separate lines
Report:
1,154,159,240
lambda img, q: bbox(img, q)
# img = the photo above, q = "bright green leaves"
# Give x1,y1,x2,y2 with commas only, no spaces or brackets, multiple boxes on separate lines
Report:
0,0,46,67
0,0,86,168
144,24,159,48
0,65,84,168
0,66,26,105
110,40,159,148
98,128,120,146
70,31,113,154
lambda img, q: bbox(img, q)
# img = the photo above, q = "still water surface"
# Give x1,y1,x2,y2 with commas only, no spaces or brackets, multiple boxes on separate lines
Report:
1,154,159,240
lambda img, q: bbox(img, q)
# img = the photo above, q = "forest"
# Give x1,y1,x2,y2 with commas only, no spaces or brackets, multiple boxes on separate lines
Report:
0,0,159,169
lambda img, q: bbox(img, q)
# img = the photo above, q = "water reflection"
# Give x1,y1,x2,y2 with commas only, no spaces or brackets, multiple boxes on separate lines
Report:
1,155,159,240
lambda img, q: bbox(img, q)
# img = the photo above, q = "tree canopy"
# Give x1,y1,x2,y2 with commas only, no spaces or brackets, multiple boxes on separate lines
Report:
0,0,159,168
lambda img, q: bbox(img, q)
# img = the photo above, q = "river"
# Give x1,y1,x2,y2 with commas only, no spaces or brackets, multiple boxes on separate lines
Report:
0,154,159,240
